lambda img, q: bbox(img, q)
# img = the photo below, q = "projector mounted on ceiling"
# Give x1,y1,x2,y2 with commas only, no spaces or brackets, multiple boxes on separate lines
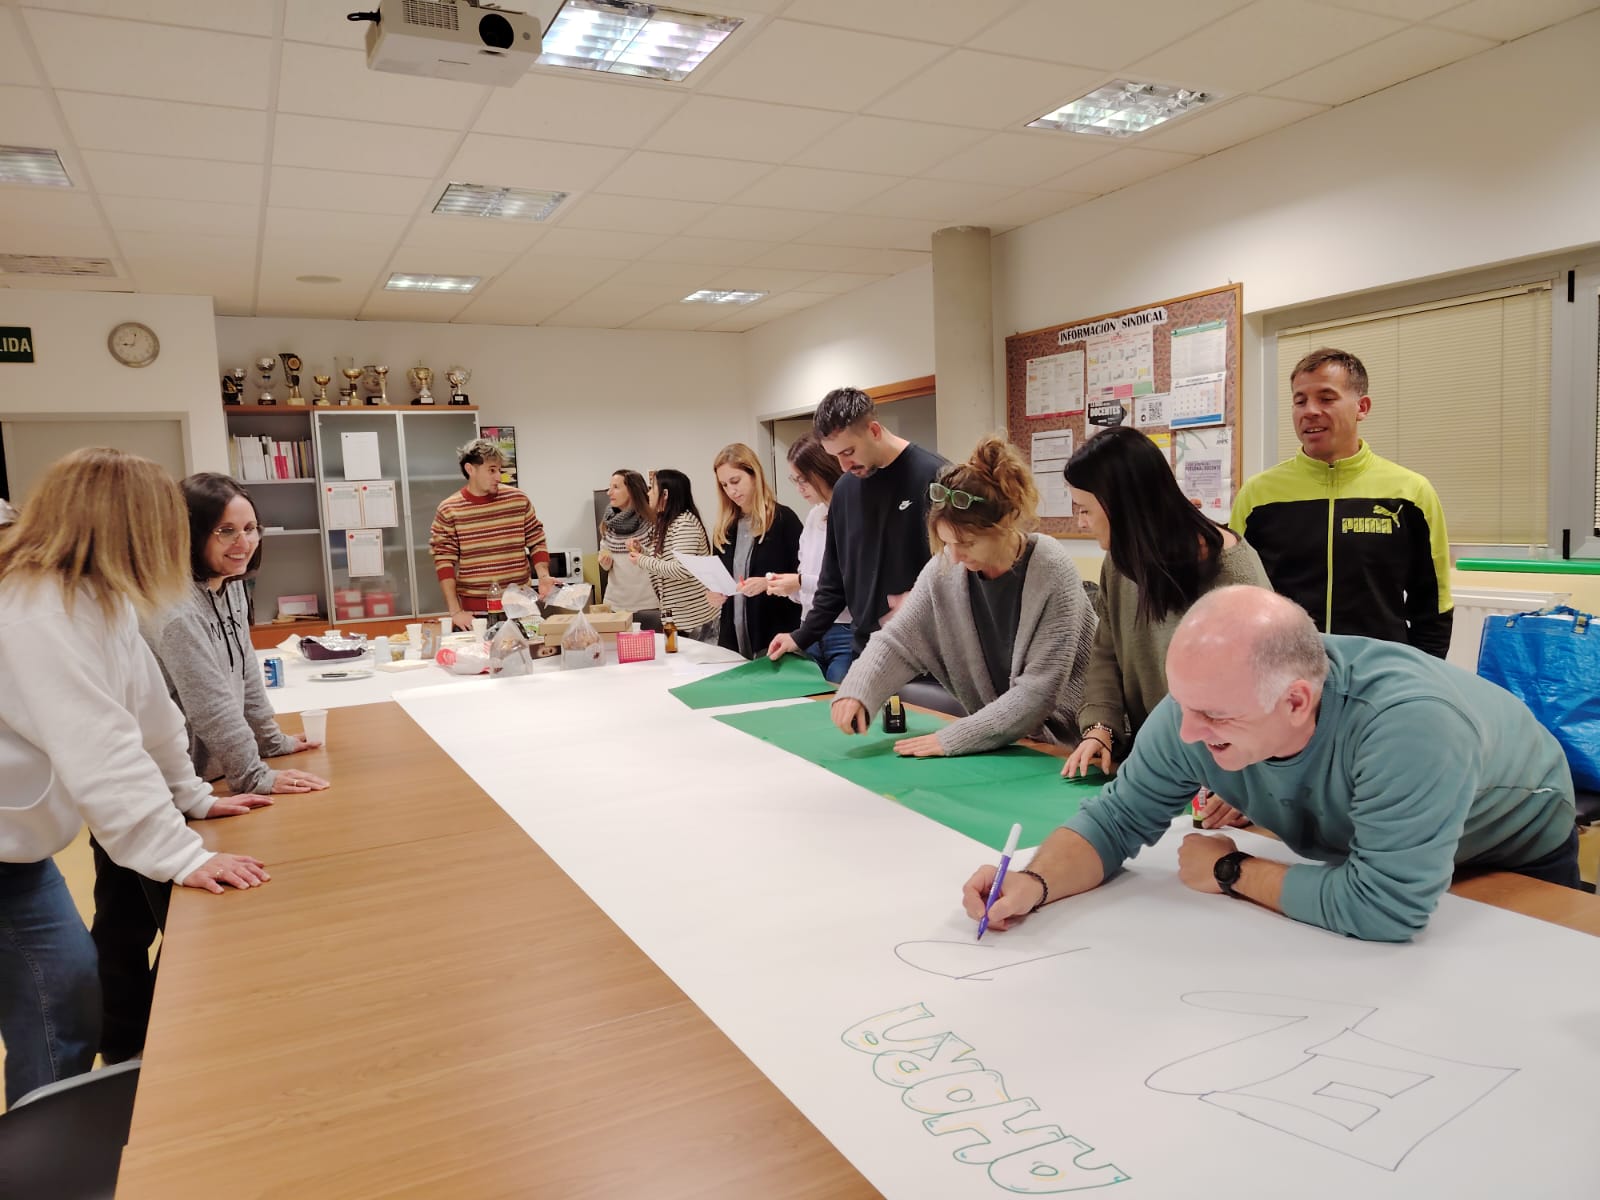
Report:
355,0,562,88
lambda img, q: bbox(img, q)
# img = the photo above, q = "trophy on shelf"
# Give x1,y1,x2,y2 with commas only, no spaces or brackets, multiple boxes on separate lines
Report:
279,352,305,406
312,373,332,406
221,366,246,405
336,356,361,406
362,364,388,406
255,356,277,405
408,363,435,406
446,366,471,406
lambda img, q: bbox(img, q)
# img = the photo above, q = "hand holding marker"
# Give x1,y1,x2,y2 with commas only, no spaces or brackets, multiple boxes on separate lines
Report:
977,822,1023,940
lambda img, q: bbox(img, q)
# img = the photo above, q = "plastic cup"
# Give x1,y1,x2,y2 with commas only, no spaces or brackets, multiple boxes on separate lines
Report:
471,616,488,640
300,709,328,747
439,616,452,639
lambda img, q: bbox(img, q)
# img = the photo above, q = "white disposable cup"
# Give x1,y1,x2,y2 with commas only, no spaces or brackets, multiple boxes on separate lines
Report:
471,616,488,640
405,622,421,642
439,616,452,639
631,621,642,633
300,709,328,746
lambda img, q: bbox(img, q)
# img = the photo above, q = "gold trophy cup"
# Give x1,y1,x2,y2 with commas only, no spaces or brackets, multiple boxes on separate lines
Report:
408,364,435,406
312,374,332,406
255,356,277,405
339,363,363,407
279,352,305,405
370,364,389,406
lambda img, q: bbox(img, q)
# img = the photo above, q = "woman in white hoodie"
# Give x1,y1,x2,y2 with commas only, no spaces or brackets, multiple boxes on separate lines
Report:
0,448,270,1106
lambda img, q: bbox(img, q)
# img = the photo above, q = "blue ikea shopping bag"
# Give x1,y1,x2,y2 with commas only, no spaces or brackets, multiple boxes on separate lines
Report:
1477,606,1600,791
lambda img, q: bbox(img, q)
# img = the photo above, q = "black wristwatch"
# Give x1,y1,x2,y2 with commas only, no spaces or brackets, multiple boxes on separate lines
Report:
1213,850,1251,898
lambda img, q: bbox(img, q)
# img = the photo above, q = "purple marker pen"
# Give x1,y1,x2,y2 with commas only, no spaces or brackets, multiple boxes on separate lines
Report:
977,822,1023,940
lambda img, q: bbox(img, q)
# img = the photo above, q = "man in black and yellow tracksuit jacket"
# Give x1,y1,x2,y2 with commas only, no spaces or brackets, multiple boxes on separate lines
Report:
1230,441,1454,657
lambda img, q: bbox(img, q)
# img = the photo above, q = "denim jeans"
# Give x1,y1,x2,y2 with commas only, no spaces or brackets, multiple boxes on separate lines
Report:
808,621,856,684
0,859,101,1107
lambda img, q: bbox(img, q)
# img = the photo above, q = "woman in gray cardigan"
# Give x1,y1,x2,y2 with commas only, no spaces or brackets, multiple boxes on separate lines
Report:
830,436,1096,758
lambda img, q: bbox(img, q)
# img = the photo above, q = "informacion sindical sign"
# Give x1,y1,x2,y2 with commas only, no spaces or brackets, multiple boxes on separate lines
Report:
0,326,34,363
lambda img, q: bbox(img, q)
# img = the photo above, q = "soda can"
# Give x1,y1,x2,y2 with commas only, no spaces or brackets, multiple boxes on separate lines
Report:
263,656,284,689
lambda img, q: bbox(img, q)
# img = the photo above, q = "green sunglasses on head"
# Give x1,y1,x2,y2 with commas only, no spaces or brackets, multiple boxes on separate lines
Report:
928,481,985,510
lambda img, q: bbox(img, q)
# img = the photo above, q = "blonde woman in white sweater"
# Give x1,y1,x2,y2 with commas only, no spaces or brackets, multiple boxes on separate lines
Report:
0,448,270,1105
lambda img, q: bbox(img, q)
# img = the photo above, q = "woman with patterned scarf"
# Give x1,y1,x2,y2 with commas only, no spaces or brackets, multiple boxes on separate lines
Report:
597,469,662,630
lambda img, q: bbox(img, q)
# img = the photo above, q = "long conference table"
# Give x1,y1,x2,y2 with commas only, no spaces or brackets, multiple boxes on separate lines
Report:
116,670,1600,1197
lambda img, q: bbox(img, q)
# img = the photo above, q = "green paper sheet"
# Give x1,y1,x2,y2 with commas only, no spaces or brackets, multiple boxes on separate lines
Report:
716,702,1105,850
668,653,837,709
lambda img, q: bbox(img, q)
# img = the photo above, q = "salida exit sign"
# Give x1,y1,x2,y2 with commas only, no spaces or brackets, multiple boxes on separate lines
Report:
0,327,34,363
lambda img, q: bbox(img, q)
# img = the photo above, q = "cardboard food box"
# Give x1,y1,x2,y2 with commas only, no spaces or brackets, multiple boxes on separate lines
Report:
538,604,633,644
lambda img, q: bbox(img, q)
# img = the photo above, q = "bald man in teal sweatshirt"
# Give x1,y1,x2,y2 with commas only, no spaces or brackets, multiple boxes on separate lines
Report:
963,586,1577,943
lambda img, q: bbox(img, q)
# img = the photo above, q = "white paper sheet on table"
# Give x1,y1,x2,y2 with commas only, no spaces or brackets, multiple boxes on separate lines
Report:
395,671,1600,1200
678,552,739,594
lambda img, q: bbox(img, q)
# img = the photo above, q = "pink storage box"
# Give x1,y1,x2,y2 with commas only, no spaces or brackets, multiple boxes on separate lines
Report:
615,631,655,663
333,587,364,622
277,593,319,618
363,590,396,617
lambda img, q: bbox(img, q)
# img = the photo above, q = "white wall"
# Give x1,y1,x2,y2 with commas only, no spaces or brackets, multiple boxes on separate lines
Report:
214,317,748,550
0,290,225,484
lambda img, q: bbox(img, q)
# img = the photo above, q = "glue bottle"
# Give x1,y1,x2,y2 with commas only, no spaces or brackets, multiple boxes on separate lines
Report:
662,606,678,654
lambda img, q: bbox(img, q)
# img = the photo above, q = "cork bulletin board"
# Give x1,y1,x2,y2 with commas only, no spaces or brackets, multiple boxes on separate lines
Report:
1005,283,1244,538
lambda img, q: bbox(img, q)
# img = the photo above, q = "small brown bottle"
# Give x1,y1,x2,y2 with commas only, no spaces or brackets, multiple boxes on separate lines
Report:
662,607,678,653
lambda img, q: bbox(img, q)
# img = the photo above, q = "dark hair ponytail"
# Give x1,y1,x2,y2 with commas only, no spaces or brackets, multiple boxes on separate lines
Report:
650,467,705,555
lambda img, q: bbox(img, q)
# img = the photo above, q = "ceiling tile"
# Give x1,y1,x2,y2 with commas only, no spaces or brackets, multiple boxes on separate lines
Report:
853,178,1019,222
0,190,107,232
254,280,368,320
970,0,1251,68
283,0,368,47
24,1,275,36
844,247,933,273
596,151,774,203
0,86,67,147
1127,0,1407,94
922,131,1114,188
401,214,550,255
963,188,1096,231
0,221,118,258
644,236,775,265
625,304,724,331
1319,0,1462,16
277,42,489,131
58,93,267,163
383,247,517,281
1264,26,1495,105
356,291,478,323
749,243,877,271
272,114,460,178
1428,0,1597,41
268,166,434,215
729,165,901,211
442,134,628,193
0,11,43,86
803,272,890,294
101,195,259,239
708,266,824,291
699,21,947,110
644,96,847,163
490,253,629,294
866,51,1107,129
792,213,944,251
1042,147,1198,195
117,230,256,284
23,9,274,108
81,150,262,203
556,194,716,236
265,207,410,247
533,227,668,259
789,116,985,176
780,0,1022,44
701,308,774,332
543,289,667,328
1136,95,1327,155
606,260,723,289
452,292,571,326
752,291,833,312
473,72,686,148
681,205,830,242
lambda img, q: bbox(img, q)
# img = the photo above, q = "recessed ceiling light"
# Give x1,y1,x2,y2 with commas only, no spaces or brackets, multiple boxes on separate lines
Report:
434,182,567,221
0,145,72,188
385,273,482,293
295,274,343,284
1028,80,1213,137
682,289,766,305
0,254,115,277
538,0,741,82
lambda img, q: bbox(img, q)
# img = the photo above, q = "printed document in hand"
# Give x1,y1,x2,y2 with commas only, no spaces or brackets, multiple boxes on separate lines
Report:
678,553,739,595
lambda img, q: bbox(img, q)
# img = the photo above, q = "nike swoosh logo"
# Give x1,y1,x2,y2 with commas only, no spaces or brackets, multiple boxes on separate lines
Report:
899,500,912,510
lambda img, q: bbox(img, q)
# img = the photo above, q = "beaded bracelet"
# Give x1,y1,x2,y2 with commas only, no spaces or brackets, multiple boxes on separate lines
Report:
1082,722,1116,750
1018,869,1049,913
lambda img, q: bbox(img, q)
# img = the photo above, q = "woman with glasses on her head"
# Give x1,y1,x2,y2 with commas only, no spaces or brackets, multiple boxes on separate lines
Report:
708,442,803,660
829,435,1097,757
627,468,719,642
0,450,270,1105
763,434,853,682
1059,427,1266,826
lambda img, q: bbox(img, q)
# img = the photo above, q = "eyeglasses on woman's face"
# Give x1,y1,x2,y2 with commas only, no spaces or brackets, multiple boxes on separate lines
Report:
212,523,261,544
928,482,985,510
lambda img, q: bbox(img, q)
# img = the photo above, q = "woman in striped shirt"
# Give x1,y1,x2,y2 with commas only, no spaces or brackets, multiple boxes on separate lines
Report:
627,468,718,642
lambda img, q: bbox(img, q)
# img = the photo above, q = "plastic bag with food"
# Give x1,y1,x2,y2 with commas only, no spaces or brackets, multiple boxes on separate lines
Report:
489,618,534,677
501,582,541,619
560,608,603,669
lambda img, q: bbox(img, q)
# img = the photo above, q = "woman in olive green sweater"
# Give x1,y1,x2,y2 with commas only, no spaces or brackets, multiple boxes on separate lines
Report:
1059,428,1268,811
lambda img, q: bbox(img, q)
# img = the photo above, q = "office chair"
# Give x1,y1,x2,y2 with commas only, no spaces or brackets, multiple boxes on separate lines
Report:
0,1060,141,1199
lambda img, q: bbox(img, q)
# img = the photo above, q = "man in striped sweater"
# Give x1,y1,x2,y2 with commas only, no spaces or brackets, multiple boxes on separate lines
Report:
430,438,554,629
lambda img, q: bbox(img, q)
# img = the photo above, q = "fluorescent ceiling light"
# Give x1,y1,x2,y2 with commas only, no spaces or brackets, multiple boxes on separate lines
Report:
385,273,482,293
434,182,567,221
1028,80,1213,137
538,0,741,82
0,145,72,187
681,289,766,305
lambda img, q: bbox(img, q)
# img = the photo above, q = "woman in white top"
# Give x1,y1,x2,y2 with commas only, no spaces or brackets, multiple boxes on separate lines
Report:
0,448,270,1106
763,434,854,682
597,469,662,630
